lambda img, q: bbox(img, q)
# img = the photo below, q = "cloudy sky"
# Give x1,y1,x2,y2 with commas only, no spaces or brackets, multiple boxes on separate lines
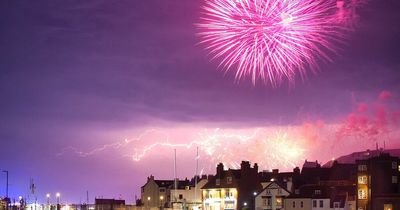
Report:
1,0,400,204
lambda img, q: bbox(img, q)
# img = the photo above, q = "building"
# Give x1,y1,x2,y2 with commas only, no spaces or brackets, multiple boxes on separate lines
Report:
141,175,174,208
95,199,125,210
255,182,290,210
170,176,210,210
141,175,210,209
202,161,262,210
356,152,400,210
284,185,355,210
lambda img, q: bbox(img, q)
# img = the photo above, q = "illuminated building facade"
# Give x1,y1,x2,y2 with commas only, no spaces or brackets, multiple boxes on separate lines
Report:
356,153,400,210
255,182,290,210
202,161,262,210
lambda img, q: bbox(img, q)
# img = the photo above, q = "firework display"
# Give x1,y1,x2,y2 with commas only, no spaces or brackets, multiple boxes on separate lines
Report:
197,0,362,85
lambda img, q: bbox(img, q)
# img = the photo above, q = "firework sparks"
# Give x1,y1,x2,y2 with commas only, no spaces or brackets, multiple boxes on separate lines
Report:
197,0,349,86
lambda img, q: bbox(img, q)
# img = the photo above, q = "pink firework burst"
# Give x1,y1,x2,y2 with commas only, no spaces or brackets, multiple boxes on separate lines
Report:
197,0,346,86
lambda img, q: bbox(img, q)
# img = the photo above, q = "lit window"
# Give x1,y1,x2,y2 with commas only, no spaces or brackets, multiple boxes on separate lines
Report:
276,198,282,206
358,176,368,184
358,165,367,171
319,200,323,208
392,162,397,169
227,177,232,184
392,176,398,184
358,189,367,199
384,204,393,210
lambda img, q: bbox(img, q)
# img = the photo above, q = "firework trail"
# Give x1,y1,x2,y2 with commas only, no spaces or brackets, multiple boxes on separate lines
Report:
197,0,364,86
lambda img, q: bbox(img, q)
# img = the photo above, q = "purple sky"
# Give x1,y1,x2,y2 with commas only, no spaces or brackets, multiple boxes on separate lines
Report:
1,0,400,205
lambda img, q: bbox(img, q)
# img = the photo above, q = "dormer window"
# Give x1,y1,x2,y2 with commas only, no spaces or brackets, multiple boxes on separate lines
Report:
392,161,397,169
227,176,232,184
314,190,321,195
358,165,367,171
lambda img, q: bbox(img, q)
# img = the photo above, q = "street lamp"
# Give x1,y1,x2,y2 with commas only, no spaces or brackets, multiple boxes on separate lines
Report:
2,170,8,198
56,193,61,204
159,196,164,209
46,194,50,204
147,196,151,208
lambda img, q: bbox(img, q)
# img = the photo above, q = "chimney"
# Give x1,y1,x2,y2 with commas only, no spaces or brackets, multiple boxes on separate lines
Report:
217,163,224,176
272,169,279,174
254,163,259,172
240,161,250,170
293,167,300,174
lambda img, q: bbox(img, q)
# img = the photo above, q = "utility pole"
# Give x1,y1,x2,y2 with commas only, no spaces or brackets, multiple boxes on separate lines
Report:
2,170,9,210
2,171,8,197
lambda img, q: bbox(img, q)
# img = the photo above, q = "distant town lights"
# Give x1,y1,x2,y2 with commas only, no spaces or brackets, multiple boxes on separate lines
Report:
46,193,50,198
243,202,247,206
253,192,257,196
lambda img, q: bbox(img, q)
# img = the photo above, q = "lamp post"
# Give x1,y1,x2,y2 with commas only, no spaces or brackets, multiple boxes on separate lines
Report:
56,192,61,210
2,171,8,210
159,196,164,210
46,194,50,204
56,193,60,204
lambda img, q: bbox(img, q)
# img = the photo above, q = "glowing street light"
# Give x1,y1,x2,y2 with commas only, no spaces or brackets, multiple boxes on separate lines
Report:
56,193,61,204
46,194,50,205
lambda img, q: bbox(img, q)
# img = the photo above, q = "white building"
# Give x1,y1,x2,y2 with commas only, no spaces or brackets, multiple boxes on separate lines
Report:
255,182,290,210
170,178,209,210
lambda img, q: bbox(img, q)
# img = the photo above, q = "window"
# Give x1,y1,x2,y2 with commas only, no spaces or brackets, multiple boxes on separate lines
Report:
262,198,267,206
392,176,398,184
313,200,317,208
358,165,367,171
392,162,397,169
179,194,183,199
334,202,340,208
358,189,367,199
267,198,271,206
300,201,304,208
384,204,393,210
315,190,321,195
266,189,271,195
358,176,368,184
216,179,220,186
292,201,295,208
227,176,232,184
319,200,323,208
276,198,282,206
159,188,165,192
